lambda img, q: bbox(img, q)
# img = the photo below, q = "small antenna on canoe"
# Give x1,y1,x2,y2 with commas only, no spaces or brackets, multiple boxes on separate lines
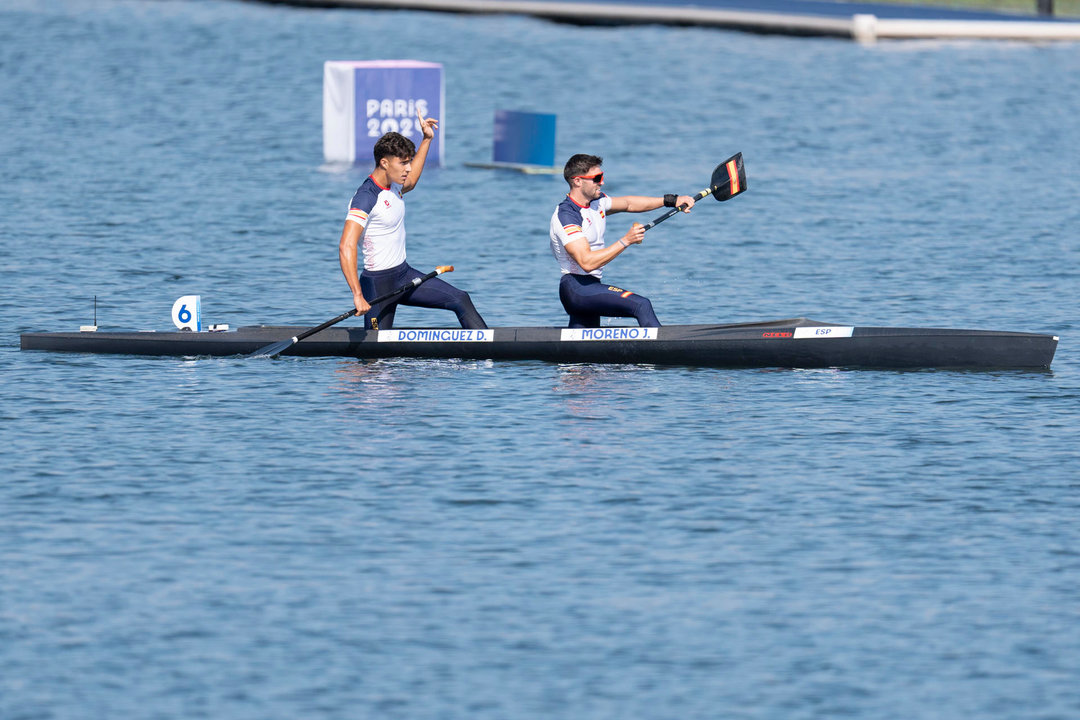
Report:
81,296,99,333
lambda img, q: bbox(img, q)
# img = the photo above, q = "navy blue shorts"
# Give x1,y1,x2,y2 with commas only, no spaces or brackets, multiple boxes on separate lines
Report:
360,262,487,330
558,273,660,329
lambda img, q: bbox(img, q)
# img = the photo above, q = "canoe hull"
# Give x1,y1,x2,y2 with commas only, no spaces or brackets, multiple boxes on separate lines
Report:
20,319,1058,369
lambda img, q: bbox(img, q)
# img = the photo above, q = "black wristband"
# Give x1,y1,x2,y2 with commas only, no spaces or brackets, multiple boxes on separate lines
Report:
663,194,678,208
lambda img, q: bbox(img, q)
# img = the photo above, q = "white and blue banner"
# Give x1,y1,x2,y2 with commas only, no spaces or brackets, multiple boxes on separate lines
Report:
323,60,444,166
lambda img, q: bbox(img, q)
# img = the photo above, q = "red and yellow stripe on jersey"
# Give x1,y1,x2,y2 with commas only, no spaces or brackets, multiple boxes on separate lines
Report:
346,207,368,226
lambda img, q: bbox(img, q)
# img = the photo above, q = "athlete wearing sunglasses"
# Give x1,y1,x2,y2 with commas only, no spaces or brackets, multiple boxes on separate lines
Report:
549,154,695,328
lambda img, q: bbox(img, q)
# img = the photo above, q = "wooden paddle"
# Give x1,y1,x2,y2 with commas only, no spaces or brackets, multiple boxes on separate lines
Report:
640,152,747,231
248,265,454,358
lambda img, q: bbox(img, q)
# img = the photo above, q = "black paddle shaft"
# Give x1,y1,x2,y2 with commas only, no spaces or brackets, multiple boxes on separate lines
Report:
640,153,746,232
297,267,448,342
248,265,452,358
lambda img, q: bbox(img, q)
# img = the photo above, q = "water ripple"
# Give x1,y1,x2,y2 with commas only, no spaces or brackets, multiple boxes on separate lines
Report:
3,2,1080,719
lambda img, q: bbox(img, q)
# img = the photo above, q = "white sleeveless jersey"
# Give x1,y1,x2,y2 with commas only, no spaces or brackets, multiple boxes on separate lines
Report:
346,175,406,271
550,193,612,279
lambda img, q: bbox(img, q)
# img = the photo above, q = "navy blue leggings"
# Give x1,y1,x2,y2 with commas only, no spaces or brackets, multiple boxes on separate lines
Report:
360,262,487,330
558,273,661,328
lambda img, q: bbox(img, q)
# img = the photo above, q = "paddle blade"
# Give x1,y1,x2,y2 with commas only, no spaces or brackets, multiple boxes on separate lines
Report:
710,153,747,202
247,336,297,359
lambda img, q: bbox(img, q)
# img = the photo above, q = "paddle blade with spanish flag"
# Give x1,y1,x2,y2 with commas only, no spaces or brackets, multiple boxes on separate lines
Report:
710,152,747,202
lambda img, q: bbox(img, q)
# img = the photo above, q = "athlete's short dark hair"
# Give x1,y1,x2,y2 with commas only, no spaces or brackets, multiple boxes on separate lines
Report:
374,132,416,164
563,154,603,185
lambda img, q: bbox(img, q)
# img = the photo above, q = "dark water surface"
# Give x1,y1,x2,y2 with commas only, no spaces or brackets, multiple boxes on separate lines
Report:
3,1,1079,718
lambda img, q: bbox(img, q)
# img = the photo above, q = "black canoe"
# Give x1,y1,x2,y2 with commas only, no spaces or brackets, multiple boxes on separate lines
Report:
20,318,1057,369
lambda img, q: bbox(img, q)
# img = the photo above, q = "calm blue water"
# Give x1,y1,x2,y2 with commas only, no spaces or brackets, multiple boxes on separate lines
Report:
3,1,1080,718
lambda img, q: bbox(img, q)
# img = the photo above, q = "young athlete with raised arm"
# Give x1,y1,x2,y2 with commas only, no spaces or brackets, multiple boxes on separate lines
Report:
339,110,487,330
549,154,695,328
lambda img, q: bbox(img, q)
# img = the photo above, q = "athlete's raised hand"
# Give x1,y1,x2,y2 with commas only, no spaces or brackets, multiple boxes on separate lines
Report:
416,107,438,140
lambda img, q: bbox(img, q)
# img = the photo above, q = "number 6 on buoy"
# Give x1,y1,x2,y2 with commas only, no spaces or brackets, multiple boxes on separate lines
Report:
172,295,202,331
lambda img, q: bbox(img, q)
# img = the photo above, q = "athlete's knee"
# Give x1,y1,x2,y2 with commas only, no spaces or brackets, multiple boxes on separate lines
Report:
448,287,476,313
630,295,660,326
626,292,651,311
454,291,488,329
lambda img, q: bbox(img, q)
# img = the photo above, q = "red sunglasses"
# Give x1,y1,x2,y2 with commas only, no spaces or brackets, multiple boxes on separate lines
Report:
572,172,603,184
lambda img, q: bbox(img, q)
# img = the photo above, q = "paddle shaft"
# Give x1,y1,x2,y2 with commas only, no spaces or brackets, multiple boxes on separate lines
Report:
249,265,452,357
297,266,451,343
640,187,713,232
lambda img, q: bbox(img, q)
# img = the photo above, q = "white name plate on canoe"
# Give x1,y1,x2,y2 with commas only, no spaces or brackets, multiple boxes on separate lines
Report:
561,327,659,342
793,326,854,339
378,329,494,343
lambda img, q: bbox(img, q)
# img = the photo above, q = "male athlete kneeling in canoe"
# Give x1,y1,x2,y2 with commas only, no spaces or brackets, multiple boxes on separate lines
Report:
549,154,694,328
339,111,487,331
